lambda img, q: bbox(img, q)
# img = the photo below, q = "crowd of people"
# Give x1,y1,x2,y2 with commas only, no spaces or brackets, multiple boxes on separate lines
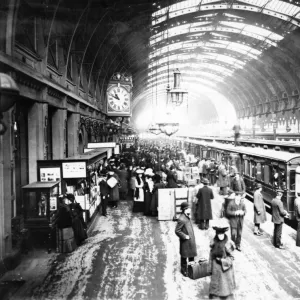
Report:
51,141,298,299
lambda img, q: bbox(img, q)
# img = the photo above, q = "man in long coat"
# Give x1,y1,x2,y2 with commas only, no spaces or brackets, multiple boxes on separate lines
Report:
196,178,214,230
175,201,197,277
217,160,229,195
271,190,289,249
226,194,247,251
253,183,266,235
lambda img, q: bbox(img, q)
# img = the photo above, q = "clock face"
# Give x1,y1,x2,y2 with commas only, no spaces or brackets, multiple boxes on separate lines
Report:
107,86,130,112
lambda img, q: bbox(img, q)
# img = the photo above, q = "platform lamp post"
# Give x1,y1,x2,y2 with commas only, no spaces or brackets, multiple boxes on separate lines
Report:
0,73,20,135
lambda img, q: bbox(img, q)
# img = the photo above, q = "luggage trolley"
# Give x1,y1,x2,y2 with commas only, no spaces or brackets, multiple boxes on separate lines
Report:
173,188,189,221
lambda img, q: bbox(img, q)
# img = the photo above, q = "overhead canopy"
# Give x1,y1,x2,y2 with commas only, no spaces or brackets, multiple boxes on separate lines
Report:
15,0,300,129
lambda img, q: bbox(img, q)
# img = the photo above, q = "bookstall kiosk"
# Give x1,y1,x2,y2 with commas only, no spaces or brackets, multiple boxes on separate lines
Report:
37,148,108,222
22,181,60,252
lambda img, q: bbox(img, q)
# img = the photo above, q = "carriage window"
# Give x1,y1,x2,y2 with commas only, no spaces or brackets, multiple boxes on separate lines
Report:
256,163,262,181
261,164,265,181
244,160,249,175
252,162,257,178
290,170,296,191
264,165,271,185
279,167,286,190
249,161,253,177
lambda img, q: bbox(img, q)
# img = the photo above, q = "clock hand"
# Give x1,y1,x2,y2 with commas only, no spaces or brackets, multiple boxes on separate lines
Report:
109,93,117,99
114,93,120,100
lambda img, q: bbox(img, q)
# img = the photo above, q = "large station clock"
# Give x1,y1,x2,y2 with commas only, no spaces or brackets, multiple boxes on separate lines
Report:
107,85,130,112
106,73,132,116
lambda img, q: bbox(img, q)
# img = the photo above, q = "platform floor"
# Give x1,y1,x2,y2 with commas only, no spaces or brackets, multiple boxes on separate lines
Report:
6,189,300,300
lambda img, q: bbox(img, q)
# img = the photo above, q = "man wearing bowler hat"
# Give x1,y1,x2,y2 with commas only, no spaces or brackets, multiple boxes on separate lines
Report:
175,201,197,277
226,193,247,251
196,178,214,230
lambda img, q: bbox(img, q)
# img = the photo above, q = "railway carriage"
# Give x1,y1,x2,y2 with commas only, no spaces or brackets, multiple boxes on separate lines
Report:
176,138,300,220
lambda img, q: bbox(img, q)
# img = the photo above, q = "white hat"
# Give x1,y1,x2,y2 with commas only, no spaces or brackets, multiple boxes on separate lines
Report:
136,169,144,174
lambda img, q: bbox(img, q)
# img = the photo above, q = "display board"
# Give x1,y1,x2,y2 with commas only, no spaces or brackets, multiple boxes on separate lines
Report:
40,167,61,182
158,189,175,221
62,162,86,178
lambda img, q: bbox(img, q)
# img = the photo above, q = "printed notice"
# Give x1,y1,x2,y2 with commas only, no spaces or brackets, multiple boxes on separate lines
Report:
62,162,86,178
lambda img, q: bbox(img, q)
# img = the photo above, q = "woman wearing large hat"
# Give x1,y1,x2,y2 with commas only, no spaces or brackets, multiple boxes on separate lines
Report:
253,183,266,236
209,219,236,299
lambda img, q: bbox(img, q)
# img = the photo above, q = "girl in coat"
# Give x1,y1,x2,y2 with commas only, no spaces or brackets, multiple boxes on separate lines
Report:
253,183,266,235
133,169,144,212
209,221,236,299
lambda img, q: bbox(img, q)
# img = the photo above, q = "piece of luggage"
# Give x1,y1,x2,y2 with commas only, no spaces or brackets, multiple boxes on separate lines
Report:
188,259,212,279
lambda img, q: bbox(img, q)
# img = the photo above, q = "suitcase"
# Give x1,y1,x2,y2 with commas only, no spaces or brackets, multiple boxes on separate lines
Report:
188,260,212,280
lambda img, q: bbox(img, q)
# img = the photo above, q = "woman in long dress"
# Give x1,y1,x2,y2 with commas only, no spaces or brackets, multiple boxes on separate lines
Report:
55,195,77,253
209,221,236,299
66,194,87,246
133,169,144,213
107,170,120,208
144,173,155,216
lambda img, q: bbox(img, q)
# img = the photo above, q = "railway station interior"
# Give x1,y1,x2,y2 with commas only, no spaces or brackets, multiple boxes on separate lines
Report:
2,0,300,299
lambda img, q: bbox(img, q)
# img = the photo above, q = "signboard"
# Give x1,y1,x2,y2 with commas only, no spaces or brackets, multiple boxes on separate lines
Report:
40,167,61,182
119,135,135,144
62,162,86,178
87,142,116,148
158,189,175,221
114,145,120,155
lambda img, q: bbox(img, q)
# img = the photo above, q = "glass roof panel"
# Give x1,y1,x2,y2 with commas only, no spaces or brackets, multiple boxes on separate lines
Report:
151,23,281,48
152,0,300,26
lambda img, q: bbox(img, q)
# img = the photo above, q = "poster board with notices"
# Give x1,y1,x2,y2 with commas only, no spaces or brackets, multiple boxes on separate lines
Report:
62,162,86,178
75,195,86,210
40,168,61,182
158,189,175,221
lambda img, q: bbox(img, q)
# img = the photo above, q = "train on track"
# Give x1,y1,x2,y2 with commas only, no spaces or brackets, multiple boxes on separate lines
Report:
182,134,300,153
175,137,300,220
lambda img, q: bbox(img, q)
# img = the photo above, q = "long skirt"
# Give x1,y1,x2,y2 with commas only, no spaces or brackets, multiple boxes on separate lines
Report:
144,191,153,216
58,227,77,253
72,218,88,246
297,221,300,247
133,188,144,213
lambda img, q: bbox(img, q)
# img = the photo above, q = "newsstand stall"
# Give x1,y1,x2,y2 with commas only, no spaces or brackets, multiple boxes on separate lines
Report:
37,148,108,223
22,181,60,252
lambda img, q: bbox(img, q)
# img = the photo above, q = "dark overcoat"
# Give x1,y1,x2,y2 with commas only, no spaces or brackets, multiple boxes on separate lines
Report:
196,185,214,220
253,190,266,224
271,197,287,224
230,178,246,193
166,170,178,188
116,169,129,194
175,213,197,258
226,200,247,229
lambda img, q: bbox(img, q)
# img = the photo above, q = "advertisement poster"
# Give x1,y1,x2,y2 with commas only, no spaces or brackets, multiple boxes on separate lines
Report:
62,162,86,178
40,168,61,182
50,197,57,211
